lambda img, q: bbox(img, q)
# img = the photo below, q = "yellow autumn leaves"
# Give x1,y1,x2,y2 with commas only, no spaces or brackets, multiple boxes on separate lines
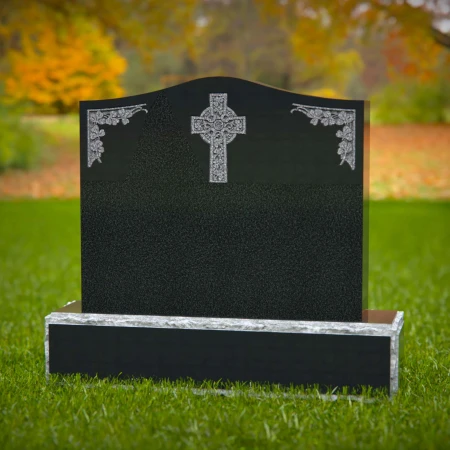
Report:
1,13,126,114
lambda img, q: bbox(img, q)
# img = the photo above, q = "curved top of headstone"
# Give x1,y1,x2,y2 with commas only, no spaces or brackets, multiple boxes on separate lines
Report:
82,75,363,105
80,76,367,184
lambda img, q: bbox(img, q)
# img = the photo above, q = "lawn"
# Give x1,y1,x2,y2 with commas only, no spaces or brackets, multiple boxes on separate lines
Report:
0,199,449,449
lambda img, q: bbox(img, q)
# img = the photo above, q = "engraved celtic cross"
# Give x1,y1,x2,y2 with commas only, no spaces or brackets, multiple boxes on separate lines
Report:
191,93,246,183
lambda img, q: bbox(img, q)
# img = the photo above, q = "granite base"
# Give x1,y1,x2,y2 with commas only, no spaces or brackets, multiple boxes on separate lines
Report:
45,301,403,396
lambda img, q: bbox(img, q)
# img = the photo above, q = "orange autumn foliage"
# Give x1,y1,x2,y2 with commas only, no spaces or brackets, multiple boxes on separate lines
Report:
2,15,126,114
383,28,449,84
256,0,450,86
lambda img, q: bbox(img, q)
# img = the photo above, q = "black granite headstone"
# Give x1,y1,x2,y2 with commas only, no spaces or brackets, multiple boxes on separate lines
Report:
80,77,368,322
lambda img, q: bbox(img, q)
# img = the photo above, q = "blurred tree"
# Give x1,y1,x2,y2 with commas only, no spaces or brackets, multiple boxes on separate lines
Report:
189,0,363,95
256,0,450,85
0,0,198,64
2,11,126,113
0,0,198,110
432,26,450,49
1,0,448,111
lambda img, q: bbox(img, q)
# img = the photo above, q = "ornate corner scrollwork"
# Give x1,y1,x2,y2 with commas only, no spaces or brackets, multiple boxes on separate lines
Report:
290,104,356,170
87,104,148,167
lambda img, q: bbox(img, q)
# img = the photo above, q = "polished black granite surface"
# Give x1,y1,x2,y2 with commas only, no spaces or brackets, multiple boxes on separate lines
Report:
80,77,368,321
49,324,390,393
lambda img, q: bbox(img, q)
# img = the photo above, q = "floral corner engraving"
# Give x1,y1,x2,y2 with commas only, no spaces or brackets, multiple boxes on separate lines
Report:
290,104,356,170
87,104,148,167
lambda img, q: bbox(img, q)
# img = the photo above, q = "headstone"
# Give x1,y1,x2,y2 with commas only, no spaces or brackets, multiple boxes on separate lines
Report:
80,77,368,322
46,77,404,396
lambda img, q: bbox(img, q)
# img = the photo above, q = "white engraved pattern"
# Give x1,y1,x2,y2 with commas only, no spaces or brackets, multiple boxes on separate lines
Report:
87,104,148,167
290,105,356,170
191,93,246,183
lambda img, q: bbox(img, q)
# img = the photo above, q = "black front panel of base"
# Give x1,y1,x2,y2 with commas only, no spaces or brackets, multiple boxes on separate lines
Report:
49,324,390,393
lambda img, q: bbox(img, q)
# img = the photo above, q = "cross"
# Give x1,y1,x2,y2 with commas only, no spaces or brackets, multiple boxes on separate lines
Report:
191,93,246,183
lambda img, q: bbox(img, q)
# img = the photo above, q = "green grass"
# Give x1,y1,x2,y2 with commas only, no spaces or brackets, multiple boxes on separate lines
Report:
0,200,449,449
22,115,79,143
20,115,79,163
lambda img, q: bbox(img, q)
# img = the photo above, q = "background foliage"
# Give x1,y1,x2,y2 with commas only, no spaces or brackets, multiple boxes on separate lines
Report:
3,12,127,114
0,0,448,119
0,101,44,171
371,78,450,124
